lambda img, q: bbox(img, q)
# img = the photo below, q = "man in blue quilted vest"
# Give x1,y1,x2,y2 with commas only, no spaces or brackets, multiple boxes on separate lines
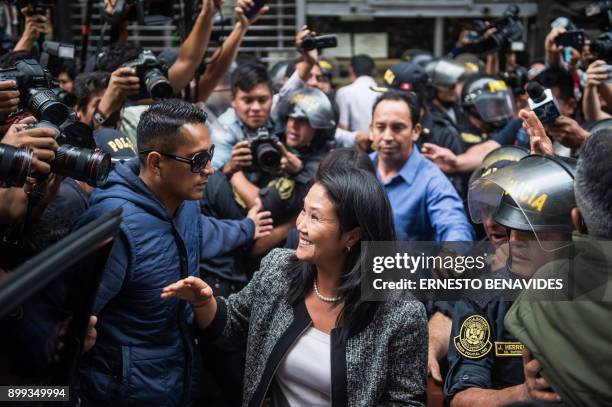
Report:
75,99,272,406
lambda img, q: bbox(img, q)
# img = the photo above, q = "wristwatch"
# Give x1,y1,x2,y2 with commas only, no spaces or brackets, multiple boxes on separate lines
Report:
93,106,120,127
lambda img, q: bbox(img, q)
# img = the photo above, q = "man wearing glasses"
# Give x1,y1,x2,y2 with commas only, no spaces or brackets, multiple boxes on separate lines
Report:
74,99,273,405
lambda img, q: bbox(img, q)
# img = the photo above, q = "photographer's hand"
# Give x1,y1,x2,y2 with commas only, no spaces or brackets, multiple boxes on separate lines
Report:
236,0,270,29
14,7,50,52
543,115,591,150
296,26,319,65
96,67,140,128
544,27,566,68
277,142,303,175
583,60,612,122
1,123,58,175
586,60,609,87
0,81,20,116
294,26,319,82
222,140,253,177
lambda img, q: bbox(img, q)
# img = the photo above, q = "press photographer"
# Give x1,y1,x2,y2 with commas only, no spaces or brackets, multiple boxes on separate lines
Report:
228,87,335,222
0,57,69,126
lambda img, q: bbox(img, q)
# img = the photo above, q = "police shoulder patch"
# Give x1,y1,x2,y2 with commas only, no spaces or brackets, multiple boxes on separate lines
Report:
453,314,493,359
267,177,295,200
461,132,483,144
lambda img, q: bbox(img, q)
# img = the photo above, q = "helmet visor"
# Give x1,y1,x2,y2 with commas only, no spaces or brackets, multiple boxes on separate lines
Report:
468,155,576,251
473,91,515,124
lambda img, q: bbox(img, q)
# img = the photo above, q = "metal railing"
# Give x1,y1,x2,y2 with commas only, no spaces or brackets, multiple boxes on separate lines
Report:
69,0,301,65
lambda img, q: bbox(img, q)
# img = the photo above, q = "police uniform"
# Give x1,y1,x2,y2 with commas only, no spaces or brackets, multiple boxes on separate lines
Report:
445,272,525,398
459,75,515,151
445,154,578,400
456,110,490,150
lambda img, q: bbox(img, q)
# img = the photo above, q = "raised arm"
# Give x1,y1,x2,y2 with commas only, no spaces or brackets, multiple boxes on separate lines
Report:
168,0,219,93
196,0,270,102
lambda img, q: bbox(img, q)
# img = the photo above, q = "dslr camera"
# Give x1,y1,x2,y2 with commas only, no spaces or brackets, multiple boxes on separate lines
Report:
122,50,173,100
499,66,528,95
248,127,281,174
0,59,70,126
464,5,523,54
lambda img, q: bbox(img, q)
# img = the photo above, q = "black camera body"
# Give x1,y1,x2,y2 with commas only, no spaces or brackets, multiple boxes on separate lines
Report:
0,59,69,126
249,127,281,174
300,34,338,52
586,1,612,31
465,6,523,54
28,120,111,187
122,50,173,100
554,30,586,49
591,32,612,61
499,66,528,95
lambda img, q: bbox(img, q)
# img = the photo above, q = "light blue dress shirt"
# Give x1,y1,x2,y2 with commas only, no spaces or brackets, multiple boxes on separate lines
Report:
371,148,474,242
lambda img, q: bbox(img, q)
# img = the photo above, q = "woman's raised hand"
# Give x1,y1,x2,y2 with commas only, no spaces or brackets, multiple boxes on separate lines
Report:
161,276,213,308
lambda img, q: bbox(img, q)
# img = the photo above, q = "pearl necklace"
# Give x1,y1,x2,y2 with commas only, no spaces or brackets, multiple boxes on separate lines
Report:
313,277,341,303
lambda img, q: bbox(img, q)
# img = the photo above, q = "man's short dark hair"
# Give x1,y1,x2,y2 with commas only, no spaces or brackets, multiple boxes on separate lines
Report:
575,130,612,238
59,61,78,80
96,43,143,73
72,71,110,110
351,54,374,77
534,67,574,102
230,62,271,97
372,90,421,127
137,99,208,158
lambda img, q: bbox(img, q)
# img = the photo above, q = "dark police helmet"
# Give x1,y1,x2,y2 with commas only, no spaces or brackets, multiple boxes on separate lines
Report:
468,154,577,250
468,145,529,186
273,88,337,139
425,58,466,89
461,74,514,127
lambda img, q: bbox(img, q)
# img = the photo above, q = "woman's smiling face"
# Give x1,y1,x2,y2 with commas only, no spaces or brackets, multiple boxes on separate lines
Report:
295,182,346,265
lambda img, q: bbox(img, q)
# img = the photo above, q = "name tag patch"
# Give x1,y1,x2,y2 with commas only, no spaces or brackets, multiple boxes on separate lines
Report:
494,341,524,357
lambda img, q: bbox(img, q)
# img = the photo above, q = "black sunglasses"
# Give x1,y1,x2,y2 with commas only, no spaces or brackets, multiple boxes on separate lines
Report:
139,145,215,173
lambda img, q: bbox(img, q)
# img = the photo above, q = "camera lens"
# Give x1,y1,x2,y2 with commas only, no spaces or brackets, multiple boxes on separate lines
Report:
52,145,111,187
26,88,70,126
0,144,33,187
256,143,281,173
144,68,173,100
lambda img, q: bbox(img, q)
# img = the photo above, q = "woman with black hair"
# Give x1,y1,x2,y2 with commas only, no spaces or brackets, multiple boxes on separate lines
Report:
162,167,428,406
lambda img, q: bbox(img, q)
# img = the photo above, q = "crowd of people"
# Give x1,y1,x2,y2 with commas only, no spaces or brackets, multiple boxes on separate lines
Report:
1,0,611,406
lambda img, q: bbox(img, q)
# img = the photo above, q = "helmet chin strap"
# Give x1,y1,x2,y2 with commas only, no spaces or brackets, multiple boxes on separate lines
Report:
505,226,517,272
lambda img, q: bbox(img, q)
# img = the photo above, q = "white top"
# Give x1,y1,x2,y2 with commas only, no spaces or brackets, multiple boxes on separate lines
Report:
335,75,379,132
276,327,332,406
